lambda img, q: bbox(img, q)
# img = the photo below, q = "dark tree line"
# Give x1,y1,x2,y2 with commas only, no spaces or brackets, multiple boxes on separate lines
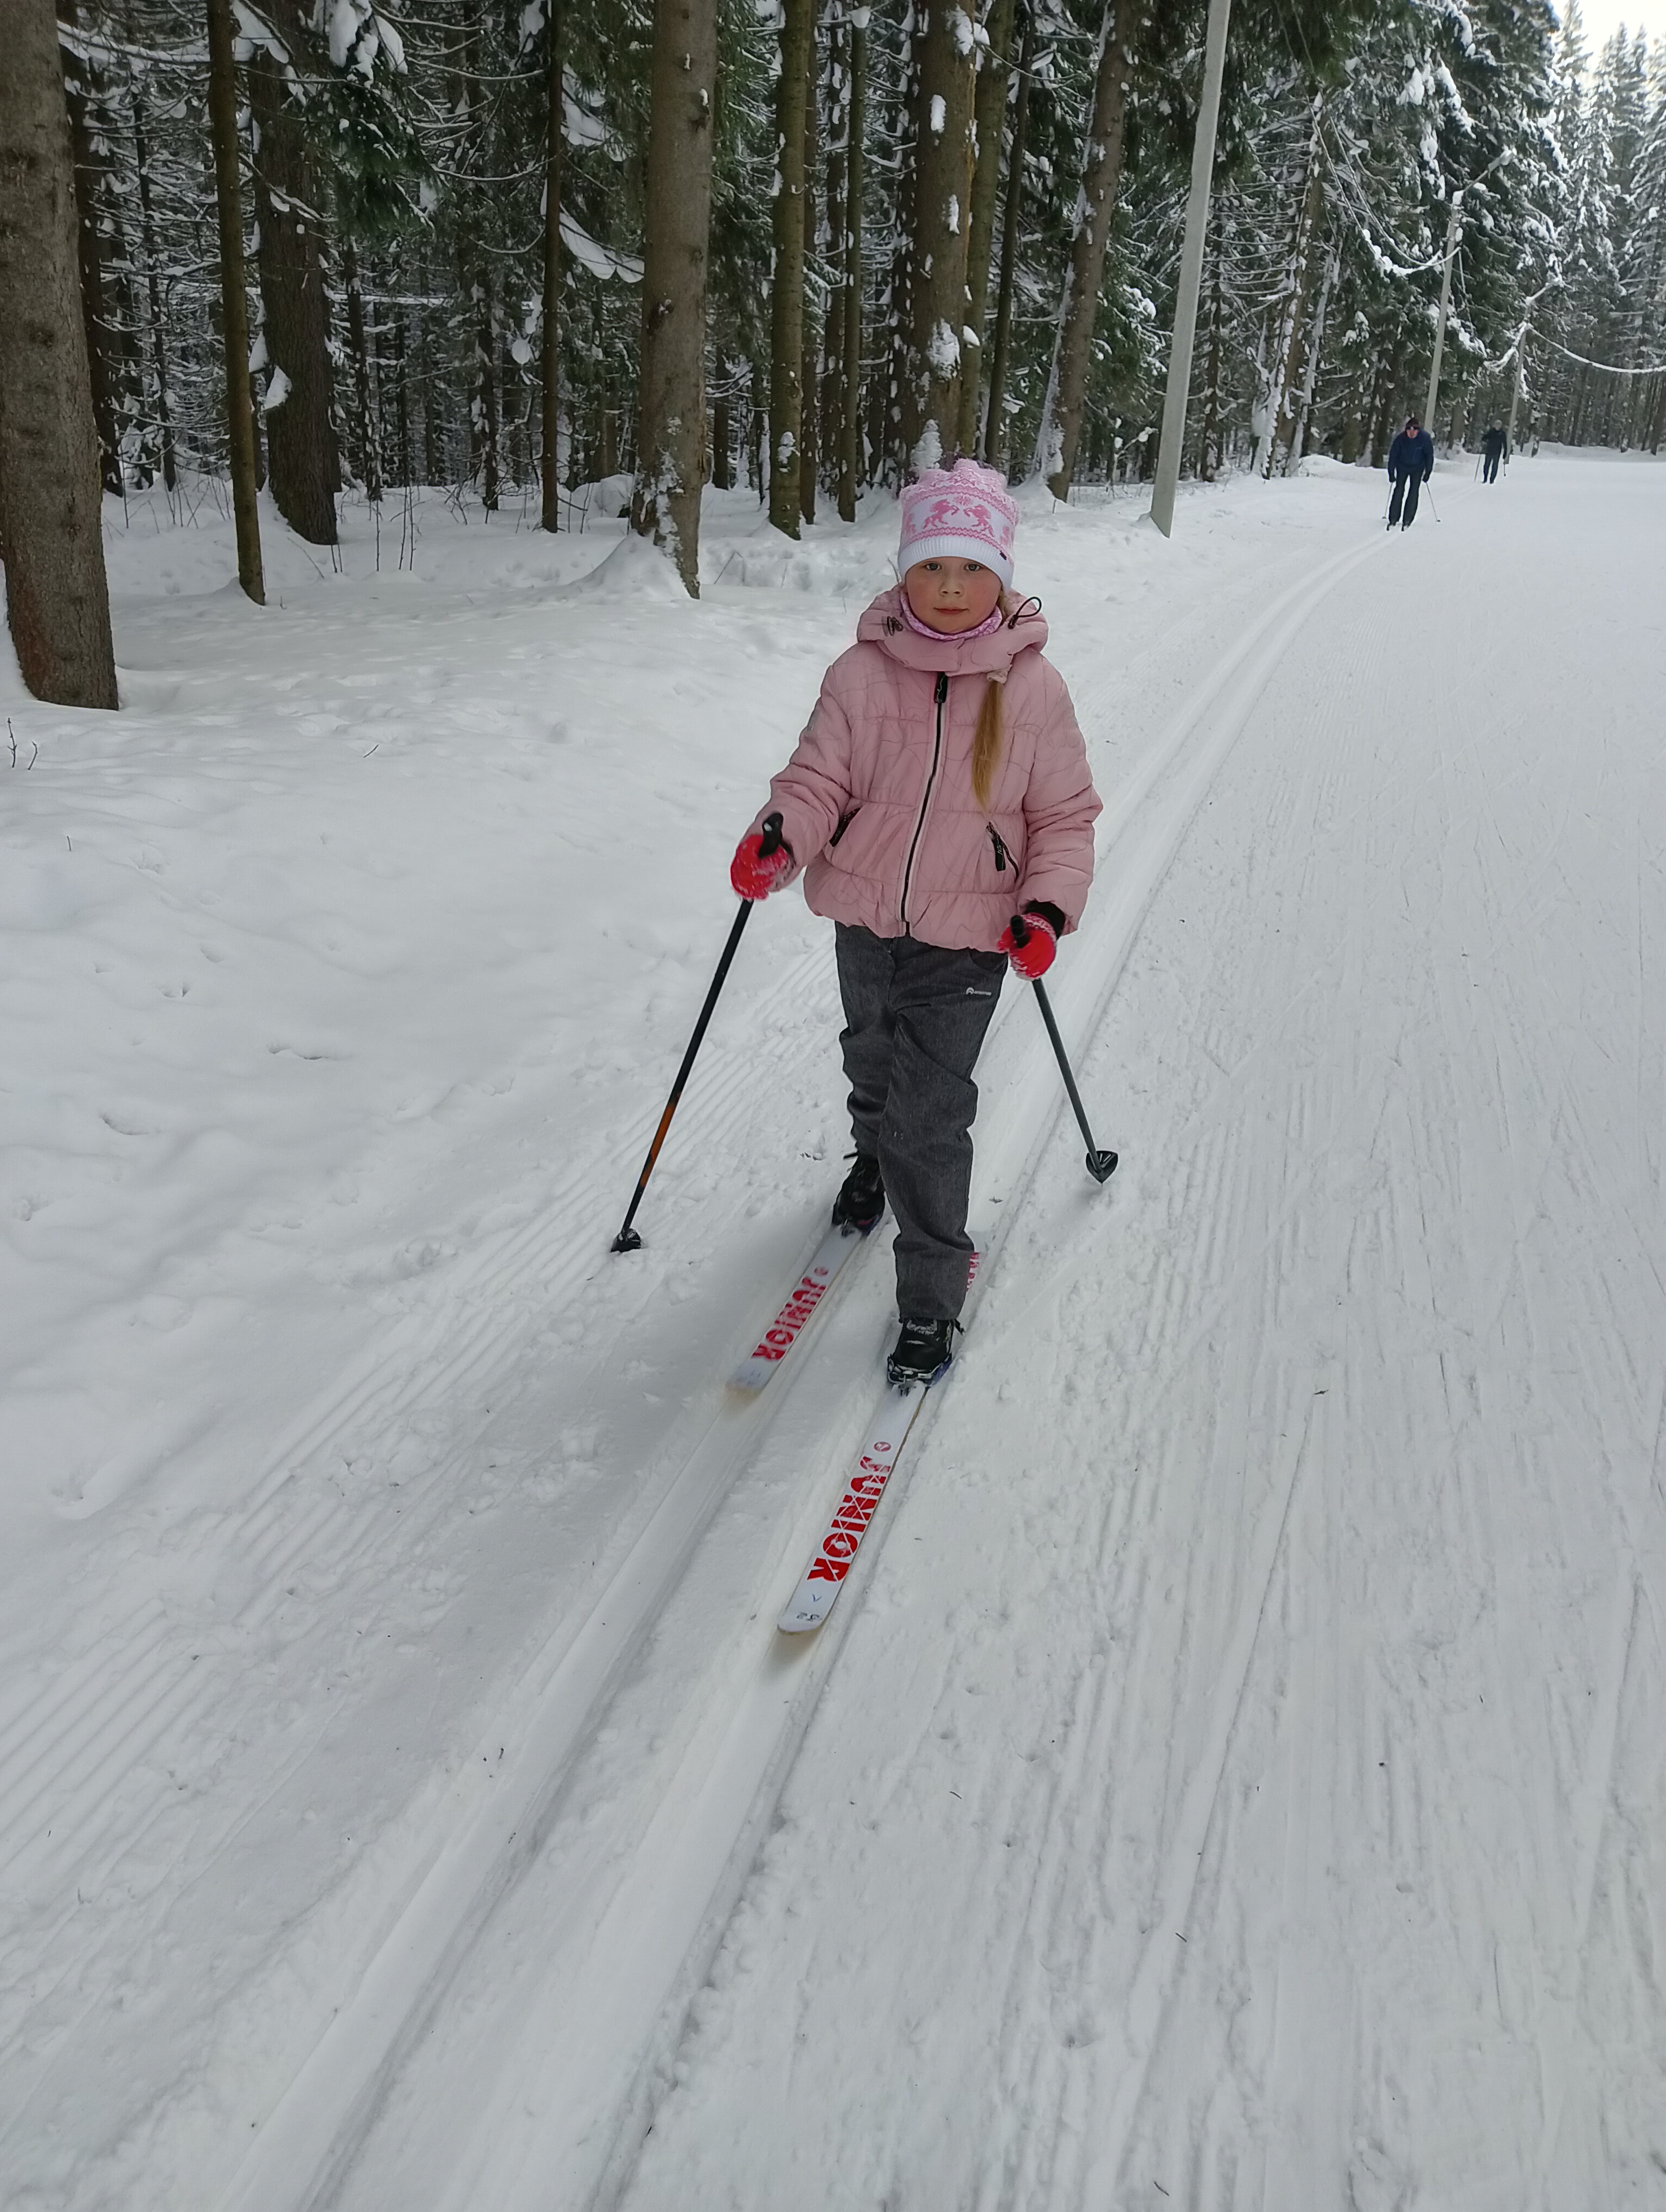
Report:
2,0,1663,700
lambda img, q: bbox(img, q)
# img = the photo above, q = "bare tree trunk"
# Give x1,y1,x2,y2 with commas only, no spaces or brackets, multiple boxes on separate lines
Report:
769,0,813,535
342,234,381,501
957,0,1016,458
982,0,1033,470
1286,233,1336,470
1370,334,1405,466
821,28,847,492
904,0,977,470
57,5,124,494
837,12,866,521
1034,0,1136,498
130,65,177,493
1197,237,1223,480
248,0,336,544
880,29,922,484
541,0,563,529
799,16,820,525
712,390,732,488
473,262,499,509
0,0,118,702
204,0,263,601
419,275,440,485
749,352,765,494
1264,104,1326,478
392,293,412,486
631,0,718,594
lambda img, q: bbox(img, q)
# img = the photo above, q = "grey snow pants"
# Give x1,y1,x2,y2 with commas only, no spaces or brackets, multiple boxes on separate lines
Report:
834,922,1005,1322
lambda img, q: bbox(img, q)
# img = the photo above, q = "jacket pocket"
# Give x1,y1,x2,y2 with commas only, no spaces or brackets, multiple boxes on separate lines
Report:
829,807,859,850
987,824,1011,874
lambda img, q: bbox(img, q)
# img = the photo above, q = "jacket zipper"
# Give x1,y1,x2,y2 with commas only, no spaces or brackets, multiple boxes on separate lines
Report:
988,824,1009,872
900,671,948,935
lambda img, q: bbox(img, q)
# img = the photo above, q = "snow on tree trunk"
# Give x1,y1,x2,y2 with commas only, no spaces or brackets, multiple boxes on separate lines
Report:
1286,234,1337,472
204,0,264,602
540,0,563,532
342,234,381,502
821,27,847,494
1198,237,1224,481
880,30,922,486
981,0,1033,471
769,0,813,538
1263,101,1327,480
130,70,177,496
1034,0,1137,500
248,0,338,545
0,0,118,705
799,16,820,526
837,13,866,522
956,0,1015,460
58,8,125,497
630,0,719,596
472,261,499,510
904,1,977,472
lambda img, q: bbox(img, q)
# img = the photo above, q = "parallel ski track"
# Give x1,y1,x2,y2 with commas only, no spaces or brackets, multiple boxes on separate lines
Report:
0,522,1372,2211
0,517,1236,1942
206,526,1385,2212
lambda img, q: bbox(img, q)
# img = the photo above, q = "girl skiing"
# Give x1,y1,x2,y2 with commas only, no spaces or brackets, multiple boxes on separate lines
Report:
730,459,1101,1385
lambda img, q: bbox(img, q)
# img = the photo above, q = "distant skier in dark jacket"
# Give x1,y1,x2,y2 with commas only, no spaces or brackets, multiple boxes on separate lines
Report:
1481,423,1508,483
1386,416,1434,529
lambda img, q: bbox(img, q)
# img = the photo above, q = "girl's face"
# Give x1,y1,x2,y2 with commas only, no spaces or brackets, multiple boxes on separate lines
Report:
903,558,1004,634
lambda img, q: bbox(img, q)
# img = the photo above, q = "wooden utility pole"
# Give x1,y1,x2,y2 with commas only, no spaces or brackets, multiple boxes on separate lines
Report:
1149,0,1231,535
631,0,719,594
0,0,119,701
768,0,813,535
205,0,265,602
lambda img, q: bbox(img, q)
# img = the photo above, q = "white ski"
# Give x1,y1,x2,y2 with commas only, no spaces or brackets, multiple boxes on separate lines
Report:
729,1223,870,1392
778,1244,984,1634
777,1388,933,1631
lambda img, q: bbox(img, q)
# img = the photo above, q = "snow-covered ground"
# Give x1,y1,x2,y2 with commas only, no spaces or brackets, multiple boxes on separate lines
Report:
3,448,1664,2210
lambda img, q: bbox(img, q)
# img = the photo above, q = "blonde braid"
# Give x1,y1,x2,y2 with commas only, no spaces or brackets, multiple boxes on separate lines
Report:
970,587,1016,811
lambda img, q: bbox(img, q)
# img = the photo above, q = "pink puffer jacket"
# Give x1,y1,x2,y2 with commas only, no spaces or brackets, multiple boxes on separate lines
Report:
752,588,1100,953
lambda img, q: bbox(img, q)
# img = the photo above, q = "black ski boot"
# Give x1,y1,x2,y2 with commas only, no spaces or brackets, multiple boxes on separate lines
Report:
831,1154,886,1234
887,1316,959,1387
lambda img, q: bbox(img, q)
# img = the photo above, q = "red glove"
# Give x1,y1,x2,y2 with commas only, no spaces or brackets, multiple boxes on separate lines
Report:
730,828,793,901
998,909,1057,980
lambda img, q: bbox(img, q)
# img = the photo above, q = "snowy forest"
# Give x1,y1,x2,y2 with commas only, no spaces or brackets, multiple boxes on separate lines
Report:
8,7,1666,2205
11,0,1664,594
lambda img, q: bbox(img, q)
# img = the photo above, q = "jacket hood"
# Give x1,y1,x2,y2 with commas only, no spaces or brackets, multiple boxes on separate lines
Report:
855,586,1048,681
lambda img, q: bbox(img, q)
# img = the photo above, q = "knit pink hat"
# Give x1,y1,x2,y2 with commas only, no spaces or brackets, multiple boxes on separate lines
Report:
898,458,1019,589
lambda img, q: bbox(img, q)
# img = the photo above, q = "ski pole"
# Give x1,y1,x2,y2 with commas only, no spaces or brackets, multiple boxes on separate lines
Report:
1008,915,1118,1185
611,813,784,1253
1423,479,1440,522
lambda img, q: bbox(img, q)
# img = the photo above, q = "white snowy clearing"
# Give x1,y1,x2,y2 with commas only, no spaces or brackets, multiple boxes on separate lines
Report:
2,449,1664,2212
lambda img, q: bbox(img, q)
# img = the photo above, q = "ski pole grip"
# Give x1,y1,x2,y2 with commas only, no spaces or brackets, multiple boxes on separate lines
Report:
759,812,785,860
1008,911,1030,948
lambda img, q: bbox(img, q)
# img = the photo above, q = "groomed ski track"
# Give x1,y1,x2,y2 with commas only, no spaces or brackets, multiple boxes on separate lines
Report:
9,456,1663,2211
609,457,1666,2211
222,528,1386,2212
